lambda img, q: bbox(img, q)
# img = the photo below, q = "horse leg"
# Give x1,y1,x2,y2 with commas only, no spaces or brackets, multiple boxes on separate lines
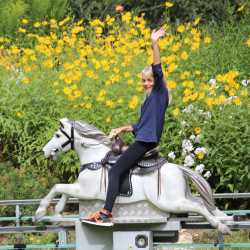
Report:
54,194,69,218
158,199,231,234
35,183,82,221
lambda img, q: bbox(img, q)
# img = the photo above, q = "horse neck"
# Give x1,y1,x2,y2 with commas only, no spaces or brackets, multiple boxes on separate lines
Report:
74,141,111,165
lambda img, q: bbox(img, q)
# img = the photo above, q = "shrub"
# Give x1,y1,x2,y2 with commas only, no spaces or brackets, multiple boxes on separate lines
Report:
0,0,28,36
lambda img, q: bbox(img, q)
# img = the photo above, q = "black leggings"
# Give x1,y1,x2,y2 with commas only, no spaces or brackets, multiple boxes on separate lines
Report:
104,141,157,212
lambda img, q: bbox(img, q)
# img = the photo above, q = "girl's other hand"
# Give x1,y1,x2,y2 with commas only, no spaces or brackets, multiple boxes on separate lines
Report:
109,127,123,139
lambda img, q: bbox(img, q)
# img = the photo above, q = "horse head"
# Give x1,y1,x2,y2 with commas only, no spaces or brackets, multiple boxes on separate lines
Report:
42,118,111,160
42,118,77,160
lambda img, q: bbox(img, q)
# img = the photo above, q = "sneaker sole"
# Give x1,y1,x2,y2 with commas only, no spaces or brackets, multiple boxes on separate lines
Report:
80,219,114,227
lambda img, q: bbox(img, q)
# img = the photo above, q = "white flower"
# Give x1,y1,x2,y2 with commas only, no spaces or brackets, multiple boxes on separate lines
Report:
168,152,176,160
194,134,201,143
204,111,211,119
181,120,188,127
184,155,195,167
182,139,194,153
189,134,196,141
182,104,193,113
241,79,249,87
204,170,211,178
194,147,207,155
195,164,205,174
209,78,216,86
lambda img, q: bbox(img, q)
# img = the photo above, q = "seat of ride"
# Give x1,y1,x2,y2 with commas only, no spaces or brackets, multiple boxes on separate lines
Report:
111,136,159,159
103,136,166,172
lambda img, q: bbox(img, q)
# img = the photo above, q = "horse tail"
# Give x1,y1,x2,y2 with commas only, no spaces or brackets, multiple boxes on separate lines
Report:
178,165,216,212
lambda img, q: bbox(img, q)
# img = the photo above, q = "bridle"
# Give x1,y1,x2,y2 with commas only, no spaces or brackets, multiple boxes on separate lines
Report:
59,125,75,150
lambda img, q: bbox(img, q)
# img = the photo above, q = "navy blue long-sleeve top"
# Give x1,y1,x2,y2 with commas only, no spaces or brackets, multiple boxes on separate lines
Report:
132,63,169,143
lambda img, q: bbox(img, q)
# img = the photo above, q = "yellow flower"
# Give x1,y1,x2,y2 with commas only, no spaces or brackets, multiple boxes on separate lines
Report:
180,51,189,60
16,112,23,117
72,26,84,34
171,42,181,52
106,117,112,123
177,25,185,33
21,19,28,24
43,59,53,69
105,15,115,26
165,1,174,8
194,127,201,135
193,17,201,26
168,63,178,73
128,95,139,109
240,89,248,97
50,19,58,29
117,98,123,104
167,80,177,89
105,100,115,108
246,38,250,47
206,97,214,108
127,79,133,85
124,72,130,78
204,36,212,44
18,28,26,33
122,12,132,23
196,152,205,160
180,71,190,80
136,85,144,92
191,42,200,50
85,103,92,109
22,77,30,84
233,97,241,105
237,4,246,12
95,27,103,35
33,22,41,28
172,107,180,117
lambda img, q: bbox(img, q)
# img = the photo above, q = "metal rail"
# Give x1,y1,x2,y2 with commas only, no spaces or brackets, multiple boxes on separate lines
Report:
154,243,250,249
0,193,249,249
0,243,76,249
0,192,249,206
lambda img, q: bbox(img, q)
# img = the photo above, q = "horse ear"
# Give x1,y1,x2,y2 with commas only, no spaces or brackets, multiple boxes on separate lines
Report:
59,118,69,128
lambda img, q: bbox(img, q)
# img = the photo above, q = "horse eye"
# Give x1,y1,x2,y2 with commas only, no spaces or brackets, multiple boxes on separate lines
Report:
55,134,60,138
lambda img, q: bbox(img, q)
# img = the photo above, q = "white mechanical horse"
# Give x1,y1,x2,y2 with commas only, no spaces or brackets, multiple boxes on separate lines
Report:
35,118,231,234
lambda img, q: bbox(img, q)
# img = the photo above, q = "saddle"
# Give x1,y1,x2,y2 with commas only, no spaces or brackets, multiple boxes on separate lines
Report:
80,136,167,197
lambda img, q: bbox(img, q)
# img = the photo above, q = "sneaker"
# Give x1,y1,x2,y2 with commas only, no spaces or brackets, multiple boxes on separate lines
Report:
80,208,113,227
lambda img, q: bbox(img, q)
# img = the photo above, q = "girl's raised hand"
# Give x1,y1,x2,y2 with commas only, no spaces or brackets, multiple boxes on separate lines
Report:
151,27,166,43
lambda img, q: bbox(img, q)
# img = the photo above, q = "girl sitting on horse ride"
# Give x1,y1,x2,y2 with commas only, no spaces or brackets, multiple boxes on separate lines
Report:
82,27,169,226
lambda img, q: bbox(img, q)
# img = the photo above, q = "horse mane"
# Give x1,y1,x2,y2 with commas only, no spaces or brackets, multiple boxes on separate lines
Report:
70,120,111,146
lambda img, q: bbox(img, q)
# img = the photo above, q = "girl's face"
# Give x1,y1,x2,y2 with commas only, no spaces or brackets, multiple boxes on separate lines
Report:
141,73,155,95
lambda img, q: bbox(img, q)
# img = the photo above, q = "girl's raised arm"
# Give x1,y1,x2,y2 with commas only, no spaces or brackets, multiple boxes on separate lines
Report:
151,27,165,65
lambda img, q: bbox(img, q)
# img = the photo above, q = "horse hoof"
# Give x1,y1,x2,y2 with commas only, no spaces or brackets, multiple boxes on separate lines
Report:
34,208,46,222
218,223,232,235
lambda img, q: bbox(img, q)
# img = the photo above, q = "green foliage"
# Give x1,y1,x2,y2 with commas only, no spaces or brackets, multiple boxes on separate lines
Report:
69,0,250,26
169,0,237,24
202,103,250,193
0,0,69,36
50,0,70,19
26,0,51,20
26,0,69,20
0,0,28,36
69,0,117,20
0,161,59,215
